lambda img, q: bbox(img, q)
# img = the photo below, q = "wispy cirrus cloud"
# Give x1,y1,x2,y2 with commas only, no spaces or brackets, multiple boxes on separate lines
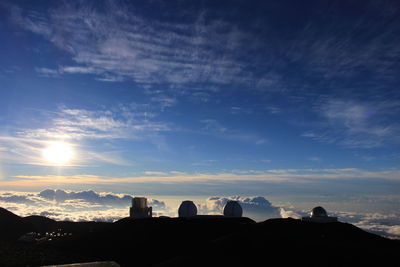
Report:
7,0,399,97
8,1,269,90
308,157,321,162
6,0,400,124
199,119,267,145
286,0,400,82
35,67,60,77
4,0,400,154
303,99,400,148
19,107,169,140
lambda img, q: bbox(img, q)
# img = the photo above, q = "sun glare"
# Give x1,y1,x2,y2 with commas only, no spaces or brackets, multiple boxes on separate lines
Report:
42,141,74,166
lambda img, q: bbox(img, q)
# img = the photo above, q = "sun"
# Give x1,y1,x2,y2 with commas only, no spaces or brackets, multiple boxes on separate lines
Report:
42,141,74,166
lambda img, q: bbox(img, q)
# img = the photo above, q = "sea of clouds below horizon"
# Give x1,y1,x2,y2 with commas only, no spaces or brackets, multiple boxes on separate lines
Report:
0,189,399,239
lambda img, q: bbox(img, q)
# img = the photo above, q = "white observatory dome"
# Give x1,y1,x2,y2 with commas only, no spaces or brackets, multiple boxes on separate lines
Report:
311,206,328,218
178,200,197,217
223,201,243,217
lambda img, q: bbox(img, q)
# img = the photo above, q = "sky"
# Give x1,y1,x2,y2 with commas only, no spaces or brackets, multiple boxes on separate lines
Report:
0,0,399,236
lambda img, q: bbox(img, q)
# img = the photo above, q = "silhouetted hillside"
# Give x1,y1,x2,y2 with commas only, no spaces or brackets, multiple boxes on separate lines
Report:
23,215,57,233
0,208,398,267
0,208,34,240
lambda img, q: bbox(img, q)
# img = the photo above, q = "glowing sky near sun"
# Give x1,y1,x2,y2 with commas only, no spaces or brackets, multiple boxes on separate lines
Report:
42,141,74,166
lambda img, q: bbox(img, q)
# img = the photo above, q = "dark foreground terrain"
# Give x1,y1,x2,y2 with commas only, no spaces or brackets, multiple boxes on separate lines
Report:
0,207,399,267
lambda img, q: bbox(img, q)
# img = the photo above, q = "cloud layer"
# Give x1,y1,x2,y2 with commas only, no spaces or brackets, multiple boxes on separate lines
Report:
0,189,167,222
0,190,399,239
0,191,285,222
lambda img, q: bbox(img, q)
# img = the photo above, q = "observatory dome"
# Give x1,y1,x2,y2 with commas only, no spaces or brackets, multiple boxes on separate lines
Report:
178,200,197,217
311,206,328,218
223,201,243,217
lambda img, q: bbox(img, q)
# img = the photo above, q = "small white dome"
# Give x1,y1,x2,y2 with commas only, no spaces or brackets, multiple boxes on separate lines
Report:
311,206,328,217
223,201,243,217
178,200,197,217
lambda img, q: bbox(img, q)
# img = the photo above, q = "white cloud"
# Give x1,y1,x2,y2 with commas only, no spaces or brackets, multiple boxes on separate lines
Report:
60,66,99,74
199,196,281,221
35,67,60,77
279,208,302,219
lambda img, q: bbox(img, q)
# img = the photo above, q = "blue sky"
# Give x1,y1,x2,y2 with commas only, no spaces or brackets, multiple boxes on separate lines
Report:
0,0,399,203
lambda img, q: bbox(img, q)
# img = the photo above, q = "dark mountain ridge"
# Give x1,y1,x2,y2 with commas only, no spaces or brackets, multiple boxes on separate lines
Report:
0,207,398,267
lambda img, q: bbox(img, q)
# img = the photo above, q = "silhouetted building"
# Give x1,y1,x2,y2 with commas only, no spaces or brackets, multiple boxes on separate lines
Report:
223,200,243,217
178,200,197,217
302,206,337,223
130,197,152,218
